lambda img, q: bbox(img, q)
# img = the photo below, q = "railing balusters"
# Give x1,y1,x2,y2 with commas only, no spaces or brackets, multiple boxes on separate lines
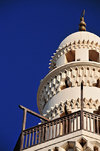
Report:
20,110,100,150
28,130,31,147
45,124,47,141
83,112,84,129
55,120,57,137
66,117,68,134
73,115,74,132
52,121,54,138
89,114,91,132
62,118,64,135
38,126,41,143
42,125,44,142
35,128,37,144
69,116,71,133
20,132,24,150
76,113,78,130
31,129,34,145
93,116,95,133
59,119,61,136
49,123,51,139
25,132,28,148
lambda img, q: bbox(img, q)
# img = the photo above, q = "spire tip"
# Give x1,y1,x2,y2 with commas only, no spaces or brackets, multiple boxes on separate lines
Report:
79,9,86,31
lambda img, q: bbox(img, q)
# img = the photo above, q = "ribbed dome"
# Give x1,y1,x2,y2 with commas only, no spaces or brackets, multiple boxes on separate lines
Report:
59,31,100,48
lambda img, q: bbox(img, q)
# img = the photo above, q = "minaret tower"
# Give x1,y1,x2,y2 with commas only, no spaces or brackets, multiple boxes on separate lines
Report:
14,11,100,151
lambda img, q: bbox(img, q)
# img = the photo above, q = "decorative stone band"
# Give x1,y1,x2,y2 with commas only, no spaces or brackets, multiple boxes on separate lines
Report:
51,139,100,151
37,62,100,113
43,98,100,119
49,40,100,70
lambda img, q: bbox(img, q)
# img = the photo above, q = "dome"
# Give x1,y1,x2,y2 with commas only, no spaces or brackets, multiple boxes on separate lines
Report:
59,31,100,48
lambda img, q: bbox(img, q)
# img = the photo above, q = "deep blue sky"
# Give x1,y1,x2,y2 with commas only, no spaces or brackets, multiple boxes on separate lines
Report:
0,0,100,150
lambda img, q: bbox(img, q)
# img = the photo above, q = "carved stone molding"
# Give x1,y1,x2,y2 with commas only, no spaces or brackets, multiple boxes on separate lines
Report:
37,62,100,113
49,40,100,70
44,98,100,119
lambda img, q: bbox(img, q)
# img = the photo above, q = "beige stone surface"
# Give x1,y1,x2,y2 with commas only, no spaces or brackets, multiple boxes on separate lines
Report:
35,31,100,151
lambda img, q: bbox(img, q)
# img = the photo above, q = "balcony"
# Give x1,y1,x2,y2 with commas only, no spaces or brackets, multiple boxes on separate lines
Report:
14,110,100,151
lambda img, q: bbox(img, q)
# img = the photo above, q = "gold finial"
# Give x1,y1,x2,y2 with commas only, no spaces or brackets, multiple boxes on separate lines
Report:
79,9,86,31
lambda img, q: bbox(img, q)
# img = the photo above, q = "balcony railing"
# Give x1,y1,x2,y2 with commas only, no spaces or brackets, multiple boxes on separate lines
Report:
15,110,100,150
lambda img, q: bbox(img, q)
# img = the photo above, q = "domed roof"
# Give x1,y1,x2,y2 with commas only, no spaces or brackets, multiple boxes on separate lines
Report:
59,31,100,48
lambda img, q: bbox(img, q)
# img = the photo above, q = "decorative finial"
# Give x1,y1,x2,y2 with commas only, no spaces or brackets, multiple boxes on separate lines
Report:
79,9,86,31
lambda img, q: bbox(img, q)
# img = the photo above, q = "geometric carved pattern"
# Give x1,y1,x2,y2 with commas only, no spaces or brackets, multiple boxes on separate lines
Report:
48,138,100,151
44,98,100,119
49,40,100,70
39,64,100,112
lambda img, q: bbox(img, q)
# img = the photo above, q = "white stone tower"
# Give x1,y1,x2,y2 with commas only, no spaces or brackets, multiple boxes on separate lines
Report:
14,11,100,151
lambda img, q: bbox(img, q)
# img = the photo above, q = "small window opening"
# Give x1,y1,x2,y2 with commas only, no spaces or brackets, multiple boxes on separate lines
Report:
60,105,71,118
93,78,100,88
89,50,99,62
65,79,69,88
61,78,72,90
66,50,75,62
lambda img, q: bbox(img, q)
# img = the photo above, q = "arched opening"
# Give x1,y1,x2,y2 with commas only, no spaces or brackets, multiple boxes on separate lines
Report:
93,78,100,88
60,105,71,118
60,77,72,90
89,50,99,62
66,50,75,62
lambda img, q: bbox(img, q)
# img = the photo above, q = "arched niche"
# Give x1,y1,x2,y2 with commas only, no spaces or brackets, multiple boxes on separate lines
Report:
66,50,75,63
93,78,100,88
60,77,72,90
89,50,99,62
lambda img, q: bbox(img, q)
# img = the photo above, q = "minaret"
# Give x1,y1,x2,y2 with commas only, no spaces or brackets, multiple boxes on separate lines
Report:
37,10,100,120
14,11,100,151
